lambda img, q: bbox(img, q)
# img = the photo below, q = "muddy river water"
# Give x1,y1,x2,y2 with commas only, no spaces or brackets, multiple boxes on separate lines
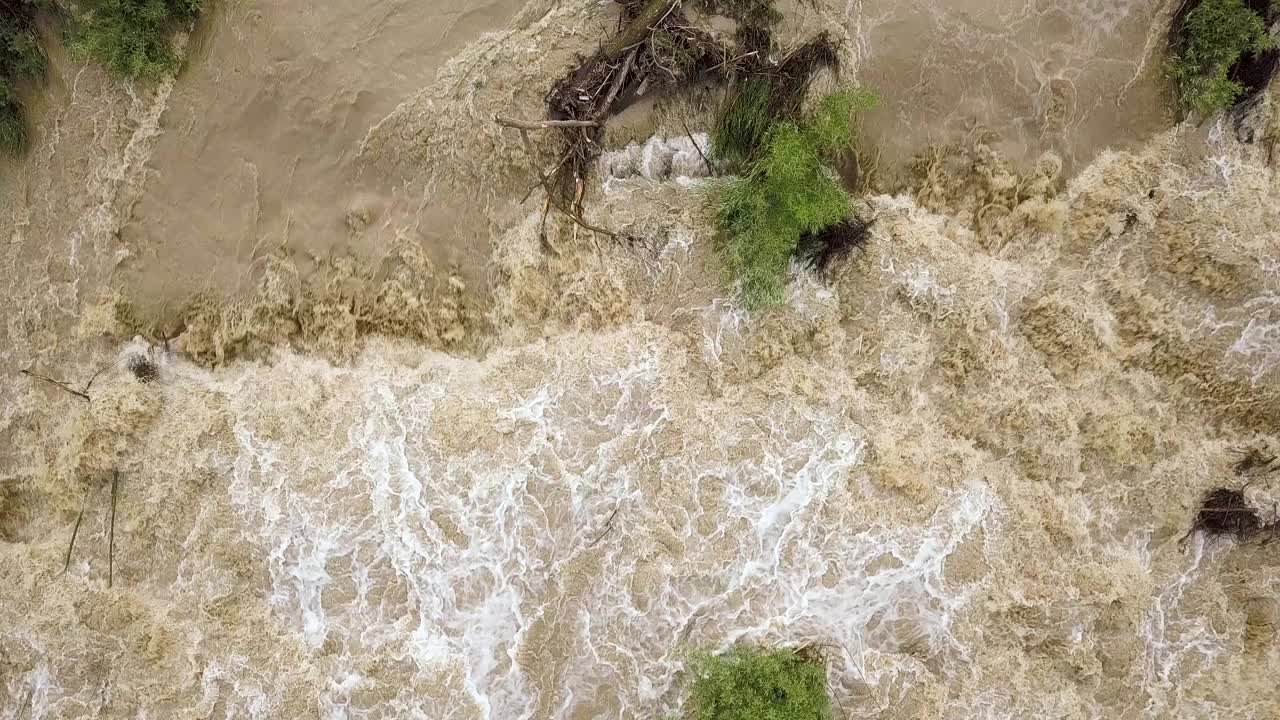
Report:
3,1,1279,718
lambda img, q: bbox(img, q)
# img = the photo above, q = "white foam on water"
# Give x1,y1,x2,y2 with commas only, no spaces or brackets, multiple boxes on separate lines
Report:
204,311,1002,719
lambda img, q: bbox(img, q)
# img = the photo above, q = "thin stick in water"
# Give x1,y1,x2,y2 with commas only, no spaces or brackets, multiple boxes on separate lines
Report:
587,505,620,548
680,117,717,175
63,498,86,574
495,115,600,130
108,471,119,589
19,369,91,402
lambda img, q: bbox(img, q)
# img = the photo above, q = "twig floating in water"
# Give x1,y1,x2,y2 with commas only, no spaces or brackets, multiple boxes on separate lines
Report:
587,505,620,549
63,494,87,574
18,369,91,402
108,471,119,589
680,117,717,175
18,685,33,720
495,115,601,130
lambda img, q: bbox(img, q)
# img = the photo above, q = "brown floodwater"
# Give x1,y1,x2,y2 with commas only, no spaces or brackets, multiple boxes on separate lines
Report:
3,1,1279,719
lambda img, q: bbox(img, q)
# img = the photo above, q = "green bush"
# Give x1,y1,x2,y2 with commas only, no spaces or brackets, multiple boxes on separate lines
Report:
0,0,202,155
684,646,831,720
1,0,47,156
70,0,202,79
1169,0,1275,117
714,88,876,308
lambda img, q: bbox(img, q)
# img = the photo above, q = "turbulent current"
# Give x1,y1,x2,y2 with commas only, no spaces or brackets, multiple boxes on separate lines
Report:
3,0,1280,719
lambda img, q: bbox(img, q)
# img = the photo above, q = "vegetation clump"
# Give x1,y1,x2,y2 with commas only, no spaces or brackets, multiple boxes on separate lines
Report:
684,646,831,720
714,88,876,307
1,0,47,155
797,215,874,274
1169,0,1276,117
527,0,876,296
70,0,202,79
126,353,159,382
1185,486,1264,541
0,0,202,156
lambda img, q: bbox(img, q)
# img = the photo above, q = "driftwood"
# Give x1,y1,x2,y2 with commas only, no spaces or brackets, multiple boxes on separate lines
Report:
605,0,680,58
108,470,119,588
495,116,600,130
499,0,840,241
19,368,91,401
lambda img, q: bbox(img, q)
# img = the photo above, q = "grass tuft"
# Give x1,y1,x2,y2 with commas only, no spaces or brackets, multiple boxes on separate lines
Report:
70,0,202,79
1169,0,1275,117
685,646,831,720
711,77,775,173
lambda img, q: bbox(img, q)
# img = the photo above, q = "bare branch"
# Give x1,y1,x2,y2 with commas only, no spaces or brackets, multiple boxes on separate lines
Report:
510,127,621,239
83,357,123,396
593,47,640,122
19,369,91,402
680,117,717,175
587,505,620,548
63,496,86,574
495,115,600,130
108,471,119,589
521,147,575,204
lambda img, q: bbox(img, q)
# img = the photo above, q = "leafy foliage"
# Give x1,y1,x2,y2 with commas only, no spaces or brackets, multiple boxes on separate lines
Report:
714,88,877,308
0,0,202,155
808,88,878,154
0,0,47,156
1169,0,1275,117
685,646,831,720
70,0,202,79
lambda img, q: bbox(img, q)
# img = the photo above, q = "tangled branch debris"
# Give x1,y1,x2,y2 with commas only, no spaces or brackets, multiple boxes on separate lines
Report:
797,215,875,275
1185,487,1264,542
498,0,842,232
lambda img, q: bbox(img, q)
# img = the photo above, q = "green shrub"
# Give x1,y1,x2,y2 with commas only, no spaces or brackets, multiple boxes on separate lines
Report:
714,88,876,308
0,0,46,156
70,0,202,78
684,646,831,720
0,104,27,156
1169,0,1275,117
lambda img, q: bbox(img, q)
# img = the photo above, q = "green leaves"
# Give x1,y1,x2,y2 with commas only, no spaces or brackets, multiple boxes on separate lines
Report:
0,1,46,156
809,89,877,156
70,0,203,79
1170,0,1275,117
711,78,776,173
714,89,877,308
0,0,201,155
686,647,831,720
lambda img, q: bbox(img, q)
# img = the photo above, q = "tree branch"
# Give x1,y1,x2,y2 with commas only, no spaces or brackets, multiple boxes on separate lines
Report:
19,369,91,402
495,115,600,130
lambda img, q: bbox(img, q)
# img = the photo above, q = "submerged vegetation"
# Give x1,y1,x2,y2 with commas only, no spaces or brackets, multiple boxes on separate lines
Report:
684,646,831,720
0,0,202,156
1182,447,1279,544
1169,0,1275,117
